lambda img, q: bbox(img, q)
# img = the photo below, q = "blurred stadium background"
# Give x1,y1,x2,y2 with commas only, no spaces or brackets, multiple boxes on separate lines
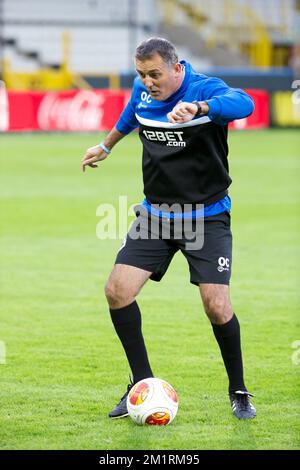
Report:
0,0,300,451
0,0,300,130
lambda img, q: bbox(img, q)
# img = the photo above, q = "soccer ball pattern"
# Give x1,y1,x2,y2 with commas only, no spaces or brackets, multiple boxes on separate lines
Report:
127,377,178,425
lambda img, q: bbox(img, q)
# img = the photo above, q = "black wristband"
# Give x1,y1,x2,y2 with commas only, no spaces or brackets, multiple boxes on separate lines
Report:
192,101,203,117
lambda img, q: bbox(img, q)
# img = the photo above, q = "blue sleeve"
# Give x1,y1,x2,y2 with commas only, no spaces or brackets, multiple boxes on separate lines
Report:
115,79,139,134
201,77,254,125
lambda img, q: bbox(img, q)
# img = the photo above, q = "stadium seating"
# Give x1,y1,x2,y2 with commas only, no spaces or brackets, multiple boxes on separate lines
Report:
157,0,298,67
1,0,299,75
2,0,157,72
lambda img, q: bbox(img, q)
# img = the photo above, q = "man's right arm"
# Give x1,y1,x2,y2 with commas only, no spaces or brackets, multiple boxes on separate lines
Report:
81,126,125,172
82,78,140,172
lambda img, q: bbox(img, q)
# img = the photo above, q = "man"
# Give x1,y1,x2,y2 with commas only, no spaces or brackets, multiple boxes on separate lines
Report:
82,37,256,420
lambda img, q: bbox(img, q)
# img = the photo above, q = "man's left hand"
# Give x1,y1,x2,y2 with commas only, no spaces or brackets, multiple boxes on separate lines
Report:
167,101,209,124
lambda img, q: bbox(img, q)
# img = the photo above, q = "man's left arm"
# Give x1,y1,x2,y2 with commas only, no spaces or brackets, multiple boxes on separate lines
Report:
167,77,254,125
202,77,254,124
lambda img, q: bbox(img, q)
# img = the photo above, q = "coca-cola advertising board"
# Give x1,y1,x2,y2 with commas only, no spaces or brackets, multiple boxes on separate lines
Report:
0,81,9,131
1,88,269,132
4,89,126,132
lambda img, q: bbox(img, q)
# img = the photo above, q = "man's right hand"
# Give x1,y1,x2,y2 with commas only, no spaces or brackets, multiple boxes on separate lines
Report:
82,145,109,172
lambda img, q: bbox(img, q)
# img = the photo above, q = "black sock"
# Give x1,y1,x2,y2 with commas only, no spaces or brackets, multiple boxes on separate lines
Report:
110,301,154,384
211,314,247,393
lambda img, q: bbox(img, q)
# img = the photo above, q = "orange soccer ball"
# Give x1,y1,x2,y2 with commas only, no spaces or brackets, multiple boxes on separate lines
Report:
127,377,178,426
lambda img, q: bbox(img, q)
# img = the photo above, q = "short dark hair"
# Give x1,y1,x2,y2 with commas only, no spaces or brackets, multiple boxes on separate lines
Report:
135,37,178,66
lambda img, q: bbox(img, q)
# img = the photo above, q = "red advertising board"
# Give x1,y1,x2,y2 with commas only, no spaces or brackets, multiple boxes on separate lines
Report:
1,88,269,132
229,89,270,129
4,89,126,132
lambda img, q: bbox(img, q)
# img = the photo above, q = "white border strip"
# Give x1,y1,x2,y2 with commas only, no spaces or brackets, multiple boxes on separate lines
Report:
135,113,211,129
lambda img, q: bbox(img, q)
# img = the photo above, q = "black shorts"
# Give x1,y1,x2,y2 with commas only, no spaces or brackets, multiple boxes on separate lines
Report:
115,206,232,286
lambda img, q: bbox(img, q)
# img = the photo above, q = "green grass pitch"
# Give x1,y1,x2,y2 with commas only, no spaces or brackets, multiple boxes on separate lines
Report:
0,129,299,450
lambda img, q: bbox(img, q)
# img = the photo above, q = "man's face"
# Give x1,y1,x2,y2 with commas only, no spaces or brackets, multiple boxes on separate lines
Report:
135,53,182,101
